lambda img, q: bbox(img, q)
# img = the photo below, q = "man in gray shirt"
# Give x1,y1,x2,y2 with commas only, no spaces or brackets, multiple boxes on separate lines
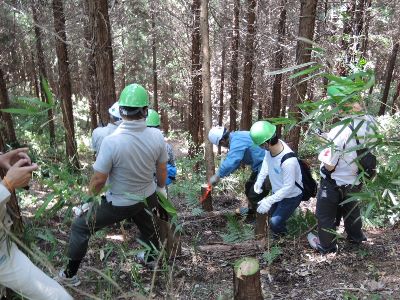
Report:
57,84,168,286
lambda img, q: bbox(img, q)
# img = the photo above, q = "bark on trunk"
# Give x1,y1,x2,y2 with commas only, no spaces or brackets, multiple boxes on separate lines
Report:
287,0,318,152
83,0,98,131
200,0,215,179
52,0,80,170
32,2,56,147
0,68,17,146
391,80,400,114
270,0,287,118
233,257,263,300
229,0,240,132
240,0,257,131
361,0,372,58
87,0,116,126
200,184,213,211
155,216,182,259
218,39,226,155
255,212,267,240
189,0,202,156
378,40,399,116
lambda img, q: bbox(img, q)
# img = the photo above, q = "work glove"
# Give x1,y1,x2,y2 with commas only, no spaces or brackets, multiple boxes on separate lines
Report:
209,174,220,186
156,186,168,199
253,181,263,194
257,197,273,214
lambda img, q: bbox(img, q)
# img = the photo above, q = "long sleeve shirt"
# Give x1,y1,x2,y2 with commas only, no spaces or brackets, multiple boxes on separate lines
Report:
0,183,12,243
217,131,265,178
255,140,302,204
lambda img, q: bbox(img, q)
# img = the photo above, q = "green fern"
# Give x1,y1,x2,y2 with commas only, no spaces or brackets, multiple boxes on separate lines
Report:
220,214,253,244
263,245,282,266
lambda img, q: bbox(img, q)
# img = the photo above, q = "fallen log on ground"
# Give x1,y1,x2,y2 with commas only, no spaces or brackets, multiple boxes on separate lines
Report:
197,240,266,253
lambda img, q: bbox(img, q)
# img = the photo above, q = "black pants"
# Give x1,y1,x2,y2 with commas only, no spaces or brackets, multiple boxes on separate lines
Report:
244,172,271,212
68,193,159,260
316,178,366,251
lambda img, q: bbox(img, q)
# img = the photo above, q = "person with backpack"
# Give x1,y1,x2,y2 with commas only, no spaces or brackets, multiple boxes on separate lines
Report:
250,121,304,236
307,100,378,254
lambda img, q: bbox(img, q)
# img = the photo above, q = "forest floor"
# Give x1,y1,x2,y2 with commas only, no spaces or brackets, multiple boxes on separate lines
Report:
22,136,400,300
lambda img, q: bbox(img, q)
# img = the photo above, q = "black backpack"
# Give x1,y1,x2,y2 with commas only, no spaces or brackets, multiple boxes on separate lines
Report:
349,124,377,180
280,152,318,201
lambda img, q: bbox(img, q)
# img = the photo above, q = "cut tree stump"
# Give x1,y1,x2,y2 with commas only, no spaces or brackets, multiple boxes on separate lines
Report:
255,212,267,240
156,216,182,259
200,184,213,211
233,257,263,300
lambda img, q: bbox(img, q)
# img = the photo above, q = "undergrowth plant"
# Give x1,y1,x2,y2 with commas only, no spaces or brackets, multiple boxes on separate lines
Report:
220,214,253,244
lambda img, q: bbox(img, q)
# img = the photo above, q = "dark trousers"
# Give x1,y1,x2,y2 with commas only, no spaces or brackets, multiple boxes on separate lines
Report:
316,178,366,251
245,172,271,211
68,193,159,261
270,193,302,235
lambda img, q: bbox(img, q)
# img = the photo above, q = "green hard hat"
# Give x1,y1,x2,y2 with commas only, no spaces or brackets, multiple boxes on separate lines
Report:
146,109,160,127
250,121,276,145
119,84,149,107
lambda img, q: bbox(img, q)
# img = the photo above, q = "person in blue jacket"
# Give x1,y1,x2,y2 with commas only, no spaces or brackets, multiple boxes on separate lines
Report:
208,126,270,218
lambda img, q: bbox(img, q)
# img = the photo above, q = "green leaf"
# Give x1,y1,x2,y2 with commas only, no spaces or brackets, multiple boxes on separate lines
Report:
41,77,54,106
265,62,316,76
289,64,322,79
15,96,52,109
34,195,54,219
0,108,47,115
156,191,177,217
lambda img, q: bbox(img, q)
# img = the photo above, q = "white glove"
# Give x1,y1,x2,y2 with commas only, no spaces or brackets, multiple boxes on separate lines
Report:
209,174,220,186
72,203,91,217
253,181,263,194
257,197,273,214
156,186,168,199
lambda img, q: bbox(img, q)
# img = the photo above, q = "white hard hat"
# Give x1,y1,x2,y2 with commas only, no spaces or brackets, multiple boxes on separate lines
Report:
208,126,226,145
108,102,121,119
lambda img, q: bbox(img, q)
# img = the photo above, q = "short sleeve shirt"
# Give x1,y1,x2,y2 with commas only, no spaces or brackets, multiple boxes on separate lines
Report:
94,119,168,206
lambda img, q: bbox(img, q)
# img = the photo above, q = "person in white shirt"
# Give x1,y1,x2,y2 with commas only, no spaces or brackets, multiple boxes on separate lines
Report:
0,148,72,300
250,121,303,236
308,102,378,254
91,101,122,155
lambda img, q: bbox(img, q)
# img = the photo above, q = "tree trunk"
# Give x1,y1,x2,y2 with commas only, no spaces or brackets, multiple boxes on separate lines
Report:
52,0,80,170
218,39,226,155
353,0,365,53
30,51,40,99
240,0,257,131
200,184,213,211
0,68,17,146
233,257,263,300
200,0,215,179
83,0,98,131
378,40,399,116
270,0,287,118
391,80,400,114
229,0,240,132
361,0,372,58
287,0,318,152
189,0,202,156
32,1,56,147
87,0,116,126
151,3,158,111
339,0,356,73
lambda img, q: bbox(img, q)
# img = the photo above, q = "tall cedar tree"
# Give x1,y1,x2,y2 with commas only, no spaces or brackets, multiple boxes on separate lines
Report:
151,1,158,111
189,0,202,156
52,0,80,170
270,0,287,118
87,0,116,126
287,0,318,152
200,0,215,178
240,0,257,130
379,40,399,115
229,0,240,131
83,0,98,131
31,1,56,147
